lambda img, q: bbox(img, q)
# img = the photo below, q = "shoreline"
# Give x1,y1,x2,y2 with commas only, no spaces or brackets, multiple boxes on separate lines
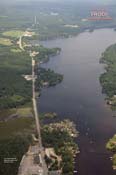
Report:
37,26,116,42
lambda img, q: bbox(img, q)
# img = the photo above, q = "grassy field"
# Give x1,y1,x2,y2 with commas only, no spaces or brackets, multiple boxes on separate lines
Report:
16,107,33,117
0,38,12,46
3,30,25,38
0,16,8,18
0,117,34,140
10,48,22,53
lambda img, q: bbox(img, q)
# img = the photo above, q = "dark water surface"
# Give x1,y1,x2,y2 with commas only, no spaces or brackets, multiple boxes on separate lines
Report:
38,29,116,175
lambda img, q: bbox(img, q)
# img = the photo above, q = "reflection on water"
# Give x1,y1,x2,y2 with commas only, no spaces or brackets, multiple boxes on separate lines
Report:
38,29,116,175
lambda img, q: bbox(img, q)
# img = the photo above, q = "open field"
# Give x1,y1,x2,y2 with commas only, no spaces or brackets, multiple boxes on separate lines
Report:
11,48,22,53
0,16,8,18
0,38,12,46
16,107,33,117
0,117,34,140
3,30,25,38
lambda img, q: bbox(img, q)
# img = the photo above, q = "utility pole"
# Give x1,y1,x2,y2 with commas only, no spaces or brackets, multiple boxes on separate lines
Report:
35,16,37,26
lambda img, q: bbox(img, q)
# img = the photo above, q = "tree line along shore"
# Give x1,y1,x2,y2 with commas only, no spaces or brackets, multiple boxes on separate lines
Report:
100,43,116,169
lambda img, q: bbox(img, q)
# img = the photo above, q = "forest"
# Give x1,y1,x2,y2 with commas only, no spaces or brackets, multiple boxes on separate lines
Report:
100,44,116,109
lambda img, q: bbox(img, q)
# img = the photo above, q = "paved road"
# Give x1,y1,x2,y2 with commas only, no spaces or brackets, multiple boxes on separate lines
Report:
19,36,25,51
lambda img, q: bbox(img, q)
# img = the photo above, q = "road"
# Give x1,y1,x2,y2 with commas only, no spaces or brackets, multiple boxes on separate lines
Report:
19,36,25,51
32,58,42,147
18,33,48,175
18,57,48,175
32,57,48,175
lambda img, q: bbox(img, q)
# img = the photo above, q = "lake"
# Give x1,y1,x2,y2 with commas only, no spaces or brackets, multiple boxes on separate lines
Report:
38,29,116,175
